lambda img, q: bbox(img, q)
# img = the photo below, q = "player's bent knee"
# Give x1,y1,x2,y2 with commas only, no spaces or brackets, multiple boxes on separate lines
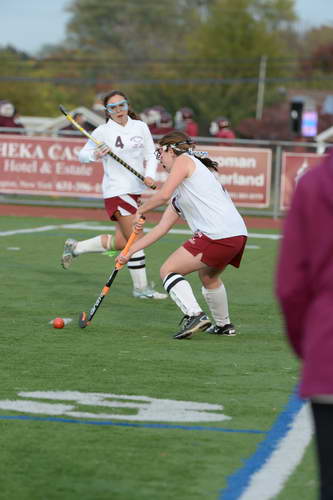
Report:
101,234,114,250
201,275,222,289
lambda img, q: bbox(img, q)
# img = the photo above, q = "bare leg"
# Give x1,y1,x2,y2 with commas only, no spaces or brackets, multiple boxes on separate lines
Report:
61,213,166,298
62,214,136,266
160,246,207,279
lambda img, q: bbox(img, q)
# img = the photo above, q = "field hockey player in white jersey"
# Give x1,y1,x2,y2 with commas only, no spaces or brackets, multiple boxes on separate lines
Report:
60,90,167,300
116,130,248,339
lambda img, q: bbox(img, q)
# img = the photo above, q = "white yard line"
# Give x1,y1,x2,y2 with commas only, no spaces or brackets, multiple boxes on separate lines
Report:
219,396,313,500
0,225,60,236
239,403,313,500
0,222,280,241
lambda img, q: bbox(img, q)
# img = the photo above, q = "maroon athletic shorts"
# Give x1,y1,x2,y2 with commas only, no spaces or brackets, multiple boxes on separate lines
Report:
183,231,247,270
104,194,141,221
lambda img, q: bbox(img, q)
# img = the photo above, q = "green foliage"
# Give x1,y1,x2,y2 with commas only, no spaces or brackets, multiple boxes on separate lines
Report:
0,46,96,116
60,0,297,125
65,0,203,58
251,0,297,29
0,0,331,128
176,0,293,125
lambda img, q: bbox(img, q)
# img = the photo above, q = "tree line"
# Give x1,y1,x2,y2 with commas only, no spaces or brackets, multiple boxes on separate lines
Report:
1,0,333,138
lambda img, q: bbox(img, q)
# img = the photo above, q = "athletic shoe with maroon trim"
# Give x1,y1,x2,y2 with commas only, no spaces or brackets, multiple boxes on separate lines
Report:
173,312,211,340
61,238,78,269
206,323,236,336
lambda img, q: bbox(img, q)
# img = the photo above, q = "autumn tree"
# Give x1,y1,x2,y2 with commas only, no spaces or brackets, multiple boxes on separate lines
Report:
64,0,211,58
5,0,333,134
175,0,298,131
0,46,95,116
300,42,333,75
299,25,333,56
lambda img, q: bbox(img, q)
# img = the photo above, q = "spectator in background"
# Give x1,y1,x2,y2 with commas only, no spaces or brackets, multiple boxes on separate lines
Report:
140,106,174,136
152,110,174,136
0,100,25,134
209,117,235,146
140,106,161,133
58,112,94,137
92,93,106,115
276,149,333,500
174,107,199,138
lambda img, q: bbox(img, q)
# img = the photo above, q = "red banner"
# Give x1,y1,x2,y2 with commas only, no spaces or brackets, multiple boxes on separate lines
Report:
0,135,272,208
205,146,272,208
0,134,103,197
280,152,326,211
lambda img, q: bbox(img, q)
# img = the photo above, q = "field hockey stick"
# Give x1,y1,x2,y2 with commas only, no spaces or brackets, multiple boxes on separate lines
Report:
78,217,145,329
59,105,156,189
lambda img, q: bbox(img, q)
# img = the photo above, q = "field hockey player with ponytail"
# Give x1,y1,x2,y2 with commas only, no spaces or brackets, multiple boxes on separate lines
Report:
117,130,248,339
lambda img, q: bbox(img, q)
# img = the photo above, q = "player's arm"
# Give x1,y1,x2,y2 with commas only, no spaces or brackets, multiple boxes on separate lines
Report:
116,205,180,265
136,156,192,215
142,122,158,188
142,122,158,178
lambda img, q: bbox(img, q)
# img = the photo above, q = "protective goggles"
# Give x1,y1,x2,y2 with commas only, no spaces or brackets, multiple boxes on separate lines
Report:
154,145,169,160
105,99,128,114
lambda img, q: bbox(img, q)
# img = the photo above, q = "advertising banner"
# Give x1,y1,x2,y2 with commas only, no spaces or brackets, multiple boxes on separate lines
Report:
280,152,326,211
203,145,272,208
0,135,103,198
0,136,272,208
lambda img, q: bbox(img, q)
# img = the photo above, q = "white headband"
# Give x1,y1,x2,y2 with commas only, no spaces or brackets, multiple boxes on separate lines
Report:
169,144,208,158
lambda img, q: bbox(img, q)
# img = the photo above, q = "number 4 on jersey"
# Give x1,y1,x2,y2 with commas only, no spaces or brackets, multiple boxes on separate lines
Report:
115,136,124,148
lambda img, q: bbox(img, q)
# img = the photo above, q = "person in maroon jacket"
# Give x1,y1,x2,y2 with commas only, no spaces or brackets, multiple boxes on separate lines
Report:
174,107,199,138
140,106,174,136
276,149,333,500
209,117,235,146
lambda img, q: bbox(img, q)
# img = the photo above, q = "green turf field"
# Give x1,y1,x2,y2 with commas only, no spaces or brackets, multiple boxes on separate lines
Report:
0,215,317,500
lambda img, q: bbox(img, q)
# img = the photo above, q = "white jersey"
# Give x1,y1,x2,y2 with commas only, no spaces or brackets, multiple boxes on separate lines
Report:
172,155,247,240
78,117,157,198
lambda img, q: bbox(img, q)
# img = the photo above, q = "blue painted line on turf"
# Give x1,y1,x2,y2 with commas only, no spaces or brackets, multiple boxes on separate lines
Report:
0,414,266,434
218,387,305,500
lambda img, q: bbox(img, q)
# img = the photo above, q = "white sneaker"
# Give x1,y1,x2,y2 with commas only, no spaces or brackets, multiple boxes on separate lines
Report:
61,238,78,269
132,287,168,300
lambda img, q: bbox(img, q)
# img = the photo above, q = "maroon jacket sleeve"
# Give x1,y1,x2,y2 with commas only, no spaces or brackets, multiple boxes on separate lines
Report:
276,180,311,358
185,121,199,137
